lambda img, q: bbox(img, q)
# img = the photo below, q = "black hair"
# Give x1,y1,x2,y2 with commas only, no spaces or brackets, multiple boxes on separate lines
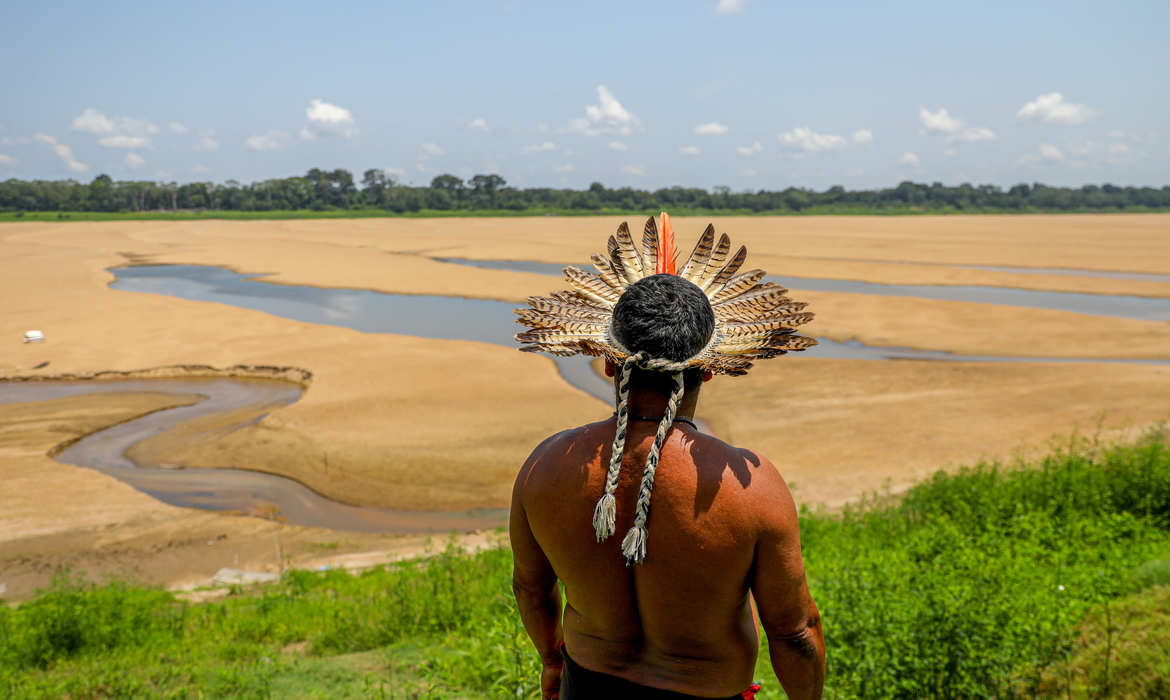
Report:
611,274,715,393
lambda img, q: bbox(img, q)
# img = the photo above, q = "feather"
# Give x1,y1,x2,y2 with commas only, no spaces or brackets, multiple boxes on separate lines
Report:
514,312,609,332
563,266,621,304
591,253,628,292
714,282,790,305
657,212,677,275
522,297,613,321
721,314,815,334
516,328,609,345
703,245,748,297
690,234,732,291
611,221,645,284
708,270,766,305
641,217,659,273
713,287,796,313
678,225,715,280
716,300,808,322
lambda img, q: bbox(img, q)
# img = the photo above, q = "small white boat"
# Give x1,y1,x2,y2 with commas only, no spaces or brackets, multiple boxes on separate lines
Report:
23,330,44,343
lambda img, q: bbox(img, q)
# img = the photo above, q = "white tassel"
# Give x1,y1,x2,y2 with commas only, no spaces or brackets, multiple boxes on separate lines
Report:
621,525,647,564
593,493,616,541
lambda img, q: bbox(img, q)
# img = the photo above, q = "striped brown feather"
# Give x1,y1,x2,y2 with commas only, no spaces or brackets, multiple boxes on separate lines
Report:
564,266,621,304
703,245,748,297
641,216,659,272
709,270,766,305
678,225,715,280
591,253,628,291
721,314,815,334
522,298,612,321
714,289,799,314
690,234,732,291
612,221,646,283
715,282,790,305
516,328,608,345
716,300,808,322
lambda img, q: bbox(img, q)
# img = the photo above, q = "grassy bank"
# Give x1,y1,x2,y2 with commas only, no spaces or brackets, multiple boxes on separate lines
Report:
4,206,1170,223
2,427,1168,699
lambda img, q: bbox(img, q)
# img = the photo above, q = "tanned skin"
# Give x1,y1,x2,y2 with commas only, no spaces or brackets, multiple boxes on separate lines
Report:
511,361,825,699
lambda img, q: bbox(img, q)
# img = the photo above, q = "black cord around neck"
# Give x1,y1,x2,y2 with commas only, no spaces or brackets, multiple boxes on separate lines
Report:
613,411,697,430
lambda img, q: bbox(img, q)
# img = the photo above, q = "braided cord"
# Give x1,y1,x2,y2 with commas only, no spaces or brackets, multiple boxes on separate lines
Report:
621,371,686,565
592,352,645,541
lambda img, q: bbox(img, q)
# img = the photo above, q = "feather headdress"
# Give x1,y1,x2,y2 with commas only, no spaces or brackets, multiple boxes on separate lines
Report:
515,213,816,564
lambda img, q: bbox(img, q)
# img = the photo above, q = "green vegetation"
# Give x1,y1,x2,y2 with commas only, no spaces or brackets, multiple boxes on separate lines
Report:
2,427,1168,699
2,170,1168,219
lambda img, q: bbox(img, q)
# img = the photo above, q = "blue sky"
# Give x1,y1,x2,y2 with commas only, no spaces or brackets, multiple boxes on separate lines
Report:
2,0,1166,190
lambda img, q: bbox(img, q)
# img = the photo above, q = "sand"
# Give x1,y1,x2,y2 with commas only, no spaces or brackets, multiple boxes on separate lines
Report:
2,215,1168,597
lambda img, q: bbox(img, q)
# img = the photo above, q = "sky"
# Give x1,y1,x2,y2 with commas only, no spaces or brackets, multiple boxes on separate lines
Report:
1,0,1167,192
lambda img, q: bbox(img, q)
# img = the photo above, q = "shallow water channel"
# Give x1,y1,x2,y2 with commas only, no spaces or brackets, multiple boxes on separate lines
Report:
7,261,1167,532
440,258,1170,323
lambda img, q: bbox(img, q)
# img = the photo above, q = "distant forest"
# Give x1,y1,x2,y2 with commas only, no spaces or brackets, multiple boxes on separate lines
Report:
3,169,1169,215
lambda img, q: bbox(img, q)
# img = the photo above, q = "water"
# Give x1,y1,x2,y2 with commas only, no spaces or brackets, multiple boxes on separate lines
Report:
110,264,612,402
10,261,1166,532
0,377,508,532
439,258,1170,322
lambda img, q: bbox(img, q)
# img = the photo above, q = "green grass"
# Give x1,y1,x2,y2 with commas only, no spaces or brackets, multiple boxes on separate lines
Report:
3,206,1169,223
2,427,1168,699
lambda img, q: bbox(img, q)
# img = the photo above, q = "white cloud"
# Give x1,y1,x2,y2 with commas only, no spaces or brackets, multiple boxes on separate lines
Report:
899,152,920,165
98,135,153,149
152,170,171,179
72,109,159,149
520,141,556,155
195,130,218,151
553,163,575,172
943,149,959,156
714,0,749,15
383,167,406,178
300,99,358,140
778,127,847,153
1017,93,1099,125
467,118,490,132
853,129,873,144
919,108,963,134
622,165,644,177
0,154,17,167
419,142,444,155
2,136,29,145
245,129,294,151
919,108,995,144
741,169,757,177
1040,143,1064,161
168,123,187,134
190,165,210,174
694,122,729,136
34,133,87,172
124,152,145,169
1067,141,1097,155
563,86,642,136
947,127,997,143
1017,143,1065,167
608,141,628,151
1108,143,1131,154
679,146,700,155
846,166,865,177
1108,130,1125,139
737,141,763,155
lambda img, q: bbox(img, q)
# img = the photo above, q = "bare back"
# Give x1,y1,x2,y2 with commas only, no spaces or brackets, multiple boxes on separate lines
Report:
511,417,815,696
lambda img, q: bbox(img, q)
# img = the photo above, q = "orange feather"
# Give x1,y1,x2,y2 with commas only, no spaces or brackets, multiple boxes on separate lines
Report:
657,211,677,274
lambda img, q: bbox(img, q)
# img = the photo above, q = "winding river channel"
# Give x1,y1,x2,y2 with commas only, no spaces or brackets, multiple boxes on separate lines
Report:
3,259,1167,532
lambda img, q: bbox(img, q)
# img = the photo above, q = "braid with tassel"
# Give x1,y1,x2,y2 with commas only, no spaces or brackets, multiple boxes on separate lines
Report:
592,352,646,541
621,371,685,565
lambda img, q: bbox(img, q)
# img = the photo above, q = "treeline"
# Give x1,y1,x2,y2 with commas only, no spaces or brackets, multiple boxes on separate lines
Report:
3,168,1169,215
